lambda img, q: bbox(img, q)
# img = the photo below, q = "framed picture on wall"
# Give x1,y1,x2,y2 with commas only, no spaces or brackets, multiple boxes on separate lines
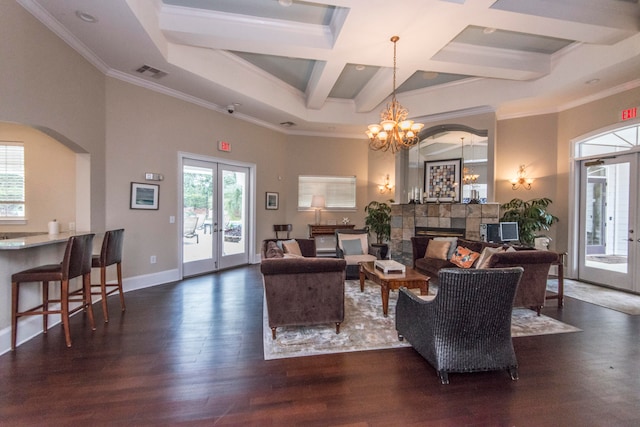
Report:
424,158,462,203
266,192,279,210
130,182,159,210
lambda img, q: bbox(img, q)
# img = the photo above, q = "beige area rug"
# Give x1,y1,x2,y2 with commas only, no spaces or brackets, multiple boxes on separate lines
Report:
264,280,580,360
547,278,640,315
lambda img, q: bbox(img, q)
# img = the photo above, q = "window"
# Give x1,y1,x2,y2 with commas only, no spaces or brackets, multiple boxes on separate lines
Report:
298,175,356,210
0,142,25,219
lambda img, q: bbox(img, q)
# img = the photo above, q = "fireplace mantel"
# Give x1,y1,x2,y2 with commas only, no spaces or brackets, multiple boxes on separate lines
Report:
390,203,500,265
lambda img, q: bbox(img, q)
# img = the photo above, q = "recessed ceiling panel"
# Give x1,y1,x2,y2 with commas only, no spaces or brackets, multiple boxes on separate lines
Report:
231,51,317,93
329,64,380,99
162,0,337,25
454,26,574,54
397,71,471,93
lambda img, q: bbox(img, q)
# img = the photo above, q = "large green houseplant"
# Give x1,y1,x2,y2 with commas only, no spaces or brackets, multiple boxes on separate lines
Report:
500,197,558,246
364,200,393,244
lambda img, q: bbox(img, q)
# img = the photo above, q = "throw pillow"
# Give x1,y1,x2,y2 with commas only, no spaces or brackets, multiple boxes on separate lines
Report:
277,239,296,251
450,245,480,268
282,240,302,256
475,246,503,269
342,238,364,255
425,240,451,260
265,241,284,258
338,233,368,255
434,237,458,260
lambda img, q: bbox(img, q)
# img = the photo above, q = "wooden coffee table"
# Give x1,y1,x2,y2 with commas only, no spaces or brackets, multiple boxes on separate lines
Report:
359,261,430,317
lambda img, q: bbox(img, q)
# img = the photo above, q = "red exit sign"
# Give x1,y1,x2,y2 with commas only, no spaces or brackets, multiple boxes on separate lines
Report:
218,140,231,152
621,107,637,121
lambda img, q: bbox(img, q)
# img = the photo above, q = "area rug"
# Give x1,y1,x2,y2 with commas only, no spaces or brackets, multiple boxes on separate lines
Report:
547,278,640,315
264,280,580,360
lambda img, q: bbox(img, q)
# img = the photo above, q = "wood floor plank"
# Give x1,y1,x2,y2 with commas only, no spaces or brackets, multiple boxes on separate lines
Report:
1,264,639,426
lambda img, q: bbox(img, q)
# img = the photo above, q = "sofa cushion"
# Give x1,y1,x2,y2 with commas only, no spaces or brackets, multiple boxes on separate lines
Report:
265,241,285,258
283,253,303,258
457,238,491,254
282,240,302,256
344,253,377,265
450,246,480,268
434,237,458,260
415,257,455,276
342,238,364,255
475,246,503,269
425,240,451,260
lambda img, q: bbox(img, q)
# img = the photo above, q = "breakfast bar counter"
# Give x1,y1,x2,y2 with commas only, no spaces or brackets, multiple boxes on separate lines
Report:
0,232,95,352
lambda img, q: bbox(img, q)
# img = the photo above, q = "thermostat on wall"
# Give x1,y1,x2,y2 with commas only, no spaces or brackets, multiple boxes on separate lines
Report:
145,173,164,181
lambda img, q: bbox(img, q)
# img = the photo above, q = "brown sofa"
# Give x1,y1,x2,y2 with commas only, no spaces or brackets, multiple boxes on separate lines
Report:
411,237,560,314
260,239,347,338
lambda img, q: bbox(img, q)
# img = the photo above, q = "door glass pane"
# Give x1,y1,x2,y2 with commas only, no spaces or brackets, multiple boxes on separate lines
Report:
584,162,629,274
183,165,213,262
222,169,245,256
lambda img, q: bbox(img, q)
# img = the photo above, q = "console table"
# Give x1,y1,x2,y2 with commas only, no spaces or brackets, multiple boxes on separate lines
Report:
308,224,355,257
308,224,355,238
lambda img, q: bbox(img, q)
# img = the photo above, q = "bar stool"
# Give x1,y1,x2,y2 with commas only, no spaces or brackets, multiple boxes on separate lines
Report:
11,233,96,350
90,229,125,322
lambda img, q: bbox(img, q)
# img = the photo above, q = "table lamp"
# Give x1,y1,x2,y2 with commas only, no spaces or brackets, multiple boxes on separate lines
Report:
310,195,325,225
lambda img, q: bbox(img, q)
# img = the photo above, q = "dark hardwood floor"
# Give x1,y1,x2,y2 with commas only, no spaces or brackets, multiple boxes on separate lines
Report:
1,264,639,426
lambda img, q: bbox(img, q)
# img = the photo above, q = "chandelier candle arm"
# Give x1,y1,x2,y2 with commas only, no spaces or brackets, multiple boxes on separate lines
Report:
366,36,424,153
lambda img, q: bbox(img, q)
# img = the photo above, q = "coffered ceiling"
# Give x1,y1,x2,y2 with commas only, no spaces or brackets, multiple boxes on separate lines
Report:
18,0,640,138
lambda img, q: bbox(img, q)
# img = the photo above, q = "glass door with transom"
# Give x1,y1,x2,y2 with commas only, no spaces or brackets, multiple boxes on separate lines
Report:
578,154,638,292
182,159,249,277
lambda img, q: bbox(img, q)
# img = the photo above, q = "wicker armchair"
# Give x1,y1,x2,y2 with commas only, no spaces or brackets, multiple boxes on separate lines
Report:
396,267,524,384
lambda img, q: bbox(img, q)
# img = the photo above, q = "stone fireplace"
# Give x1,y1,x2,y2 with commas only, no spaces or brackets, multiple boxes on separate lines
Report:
390,203,500,265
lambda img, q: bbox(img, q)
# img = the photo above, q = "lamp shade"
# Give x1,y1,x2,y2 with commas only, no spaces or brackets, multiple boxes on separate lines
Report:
310,195,325,208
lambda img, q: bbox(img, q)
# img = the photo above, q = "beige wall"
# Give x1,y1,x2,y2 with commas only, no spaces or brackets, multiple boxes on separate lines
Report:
0,1,106,231
496,88,640,253
0,123,76,232
495,113,560,246
105,78,287,276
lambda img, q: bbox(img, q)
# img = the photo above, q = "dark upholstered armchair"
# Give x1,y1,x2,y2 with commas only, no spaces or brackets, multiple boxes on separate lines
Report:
396,267,523,384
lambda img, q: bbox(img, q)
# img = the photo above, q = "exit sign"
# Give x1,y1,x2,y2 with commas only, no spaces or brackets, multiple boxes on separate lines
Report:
621,107,637,121
218,140,231,152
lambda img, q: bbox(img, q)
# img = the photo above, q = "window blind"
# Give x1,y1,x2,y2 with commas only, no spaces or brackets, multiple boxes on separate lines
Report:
298,175,356,210
0,142,25,218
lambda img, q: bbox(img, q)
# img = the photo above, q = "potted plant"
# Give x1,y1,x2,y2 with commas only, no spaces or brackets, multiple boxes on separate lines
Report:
364,200,393,243
500,197,559,246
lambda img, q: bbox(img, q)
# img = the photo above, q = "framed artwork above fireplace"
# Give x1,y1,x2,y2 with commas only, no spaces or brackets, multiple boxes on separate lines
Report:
424,158,462,203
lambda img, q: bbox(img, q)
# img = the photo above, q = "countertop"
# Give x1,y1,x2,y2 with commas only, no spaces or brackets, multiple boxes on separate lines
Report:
0,232,92,250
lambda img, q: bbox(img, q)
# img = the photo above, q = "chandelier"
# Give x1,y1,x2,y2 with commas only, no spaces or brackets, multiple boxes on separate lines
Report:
461,137,479,185
366,36,424,153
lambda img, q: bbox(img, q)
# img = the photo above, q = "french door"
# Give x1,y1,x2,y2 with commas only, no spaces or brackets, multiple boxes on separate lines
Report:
182,157,250,277
578,153,639,292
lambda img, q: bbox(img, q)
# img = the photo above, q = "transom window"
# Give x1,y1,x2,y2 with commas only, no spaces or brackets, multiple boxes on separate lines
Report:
0,142,25,219
298,175,356,210
576,123,640,157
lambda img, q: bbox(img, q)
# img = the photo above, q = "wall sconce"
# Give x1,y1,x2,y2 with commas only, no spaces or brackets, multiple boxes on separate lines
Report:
511,164,534,190
378,174,394,194
310,195,325,225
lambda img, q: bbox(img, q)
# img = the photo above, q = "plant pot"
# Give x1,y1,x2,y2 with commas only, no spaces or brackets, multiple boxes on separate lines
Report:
371,243,389,260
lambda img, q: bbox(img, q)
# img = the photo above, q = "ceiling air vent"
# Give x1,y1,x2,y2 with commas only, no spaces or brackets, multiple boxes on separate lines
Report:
135,65,168,79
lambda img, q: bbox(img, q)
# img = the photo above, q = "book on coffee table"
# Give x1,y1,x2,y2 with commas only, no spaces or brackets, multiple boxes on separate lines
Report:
374,260,406,275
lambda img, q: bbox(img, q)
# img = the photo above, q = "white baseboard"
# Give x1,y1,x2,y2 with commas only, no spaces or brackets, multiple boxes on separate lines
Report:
0,268,180,355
